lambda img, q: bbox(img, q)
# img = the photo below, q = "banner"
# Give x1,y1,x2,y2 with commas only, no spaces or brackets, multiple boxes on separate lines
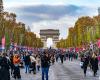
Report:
2,36,5,50
75,48,79,52
97,39,100,48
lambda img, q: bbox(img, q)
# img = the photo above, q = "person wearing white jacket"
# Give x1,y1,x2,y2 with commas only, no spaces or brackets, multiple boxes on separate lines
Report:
36,55,41,71
30,54,36,74
30,55,36,63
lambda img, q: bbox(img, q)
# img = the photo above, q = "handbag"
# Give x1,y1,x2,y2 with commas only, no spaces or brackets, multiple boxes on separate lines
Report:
80,62,83,68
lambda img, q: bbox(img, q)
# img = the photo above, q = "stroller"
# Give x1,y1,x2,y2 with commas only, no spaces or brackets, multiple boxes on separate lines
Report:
29,62,36,74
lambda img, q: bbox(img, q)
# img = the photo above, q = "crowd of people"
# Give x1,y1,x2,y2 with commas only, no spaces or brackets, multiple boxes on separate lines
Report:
0,49,56,80
0,46,100,80
54,47,100,77
80,49,100,77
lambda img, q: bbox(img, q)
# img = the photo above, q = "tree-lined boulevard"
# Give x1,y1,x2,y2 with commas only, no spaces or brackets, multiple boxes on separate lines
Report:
57,16,100,48
1,0,100,80
0,12,43,51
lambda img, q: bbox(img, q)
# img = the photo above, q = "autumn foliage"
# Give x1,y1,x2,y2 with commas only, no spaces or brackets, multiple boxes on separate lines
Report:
0,12,43,48
57,16,100,48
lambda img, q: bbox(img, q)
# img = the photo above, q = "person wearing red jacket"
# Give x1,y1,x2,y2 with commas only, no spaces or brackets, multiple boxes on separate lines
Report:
13,53,21,80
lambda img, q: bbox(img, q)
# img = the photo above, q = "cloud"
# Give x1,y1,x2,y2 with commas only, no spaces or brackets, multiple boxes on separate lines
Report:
4,0,100,8
5,4,98,39
31,15,78,39
5,5,96,25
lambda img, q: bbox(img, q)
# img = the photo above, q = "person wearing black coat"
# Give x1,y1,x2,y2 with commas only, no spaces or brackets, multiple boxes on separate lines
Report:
83,55,89,77
41,50,50,80
0,53,2,80
60,53,64,63
24,52,31,73
10,54,14,76
0,53,11,80
90,53,99,77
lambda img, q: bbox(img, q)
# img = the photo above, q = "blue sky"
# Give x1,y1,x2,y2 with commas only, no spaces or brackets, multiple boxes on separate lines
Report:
3,0,100,39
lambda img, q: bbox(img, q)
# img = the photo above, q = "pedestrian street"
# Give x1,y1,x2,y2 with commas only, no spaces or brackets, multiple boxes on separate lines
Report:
11,60,100,80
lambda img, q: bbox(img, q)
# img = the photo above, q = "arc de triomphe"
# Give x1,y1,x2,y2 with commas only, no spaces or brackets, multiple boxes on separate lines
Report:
40,29,60,48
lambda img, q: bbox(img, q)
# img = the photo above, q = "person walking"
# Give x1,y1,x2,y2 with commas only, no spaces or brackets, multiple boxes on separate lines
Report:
24,52,31,73
41,50,50,80
55,53,59,62
60,51,64,63
51,54,55,65
30,54,36,74
10,53,14,77
0,53,11,80
90,53,99,77
13,53,21,80
83,55,89,77
68,51,72,61
36,55,41,71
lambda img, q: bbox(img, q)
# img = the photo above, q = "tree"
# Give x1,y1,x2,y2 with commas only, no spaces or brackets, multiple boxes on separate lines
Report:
0,11,43,49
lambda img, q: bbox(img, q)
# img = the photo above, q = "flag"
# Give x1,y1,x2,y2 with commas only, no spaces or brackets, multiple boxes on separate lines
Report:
75,48,79,52
97,39,100,48
2,36,5,50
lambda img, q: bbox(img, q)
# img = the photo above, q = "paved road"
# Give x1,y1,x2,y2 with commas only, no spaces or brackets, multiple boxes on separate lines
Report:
11,66,55,80
53,60,100,80
11,60,100,80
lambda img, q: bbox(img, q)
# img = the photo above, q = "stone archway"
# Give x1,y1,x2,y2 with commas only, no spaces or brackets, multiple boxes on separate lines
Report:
40,29,60,48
